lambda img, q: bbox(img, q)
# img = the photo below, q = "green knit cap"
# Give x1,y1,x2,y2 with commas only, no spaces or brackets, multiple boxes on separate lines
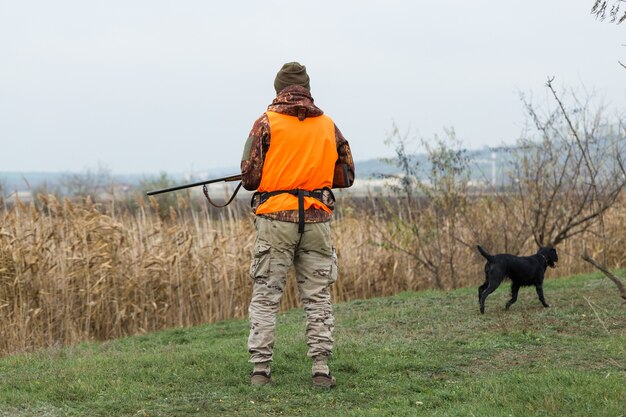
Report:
274,62,310,93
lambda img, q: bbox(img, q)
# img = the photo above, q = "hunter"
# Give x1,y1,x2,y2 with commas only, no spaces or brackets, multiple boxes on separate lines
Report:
241,62,355,388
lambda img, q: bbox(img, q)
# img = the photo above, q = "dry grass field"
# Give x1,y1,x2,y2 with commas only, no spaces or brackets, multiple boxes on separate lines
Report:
0,193,624,356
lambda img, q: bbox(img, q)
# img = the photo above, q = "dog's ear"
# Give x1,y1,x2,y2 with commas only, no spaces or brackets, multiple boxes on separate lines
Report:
551,246,558,258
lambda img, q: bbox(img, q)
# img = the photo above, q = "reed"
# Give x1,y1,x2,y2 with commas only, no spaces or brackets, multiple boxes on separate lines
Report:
0,193,623,356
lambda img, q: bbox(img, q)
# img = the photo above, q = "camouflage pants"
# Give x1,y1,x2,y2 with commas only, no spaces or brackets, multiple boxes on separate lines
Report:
248,216,337,363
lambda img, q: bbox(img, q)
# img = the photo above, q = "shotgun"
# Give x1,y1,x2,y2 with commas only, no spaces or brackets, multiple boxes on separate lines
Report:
146,174,242,207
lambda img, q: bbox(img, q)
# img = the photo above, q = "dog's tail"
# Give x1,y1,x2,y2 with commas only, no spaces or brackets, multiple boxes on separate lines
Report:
476,245,494,262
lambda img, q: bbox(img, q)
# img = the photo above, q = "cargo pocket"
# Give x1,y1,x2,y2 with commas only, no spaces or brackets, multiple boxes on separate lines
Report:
329,247,338,285
250,241,271,280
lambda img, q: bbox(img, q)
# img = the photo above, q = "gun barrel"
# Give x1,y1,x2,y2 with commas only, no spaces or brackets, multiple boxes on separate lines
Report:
146,174,242,196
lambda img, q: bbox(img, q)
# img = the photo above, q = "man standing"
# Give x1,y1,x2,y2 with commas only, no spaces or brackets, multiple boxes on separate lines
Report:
241,62,354,388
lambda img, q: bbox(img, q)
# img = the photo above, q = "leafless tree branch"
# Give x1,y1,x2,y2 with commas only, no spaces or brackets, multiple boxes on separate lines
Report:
515,80,626,247
591,0,626,24
581,252,626,300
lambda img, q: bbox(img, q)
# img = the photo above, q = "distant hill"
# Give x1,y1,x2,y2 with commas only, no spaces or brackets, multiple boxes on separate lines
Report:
0,172,67,193
0,147,514,193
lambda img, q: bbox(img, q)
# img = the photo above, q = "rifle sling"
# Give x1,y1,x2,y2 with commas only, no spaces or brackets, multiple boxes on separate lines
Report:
202,181,243,208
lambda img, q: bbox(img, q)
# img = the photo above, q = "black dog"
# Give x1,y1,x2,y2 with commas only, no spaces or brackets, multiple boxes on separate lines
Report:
477,245,558,314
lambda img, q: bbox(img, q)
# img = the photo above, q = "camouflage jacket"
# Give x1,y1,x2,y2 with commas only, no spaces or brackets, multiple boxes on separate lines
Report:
241,85,355,223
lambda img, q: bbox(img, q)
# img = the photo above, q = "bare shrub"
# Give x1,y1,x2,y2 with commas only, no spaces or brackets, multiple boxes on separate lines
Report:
60,163,113,198
511,78,626,247
375,124,471,289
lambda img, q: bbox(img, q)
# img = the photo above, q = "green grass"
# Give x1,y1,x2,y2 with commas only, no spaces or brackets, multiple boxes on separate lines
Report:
1,272,624,416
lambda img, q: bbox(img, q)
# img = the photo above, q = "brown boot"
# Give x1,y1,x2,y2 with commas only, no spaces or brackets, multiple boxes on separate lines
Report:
311,355,335,388
251,370,274,386
251,362,273,386
312,372,336,388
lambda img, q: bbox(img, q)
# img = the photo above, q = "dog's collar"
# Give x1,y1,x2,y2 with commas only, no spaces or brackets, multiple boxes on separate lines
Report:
539,254,549,267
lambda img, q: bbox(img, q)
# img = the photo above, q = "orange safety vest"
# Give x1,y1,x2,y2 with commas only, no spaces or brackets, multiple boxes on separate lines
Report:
255,110,338,215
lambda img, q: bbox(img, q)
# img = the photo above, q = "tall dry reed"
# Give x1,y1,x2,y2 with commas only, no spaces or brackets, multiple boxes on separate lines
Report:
0,193,624,356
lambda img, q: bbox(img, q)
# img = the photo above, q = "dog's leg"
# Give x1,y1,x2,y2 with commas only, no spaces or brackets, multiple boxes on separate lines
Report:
478,264,490,304
479,266,505,314
505,282,521,310
478,281,488,303
479,281,501,314
535,285,550,308
479,286,497,314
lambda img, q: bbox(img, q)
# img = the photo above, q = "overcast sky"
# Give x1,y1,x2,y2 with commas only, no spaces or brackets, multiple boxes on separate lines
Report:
1,0,624,175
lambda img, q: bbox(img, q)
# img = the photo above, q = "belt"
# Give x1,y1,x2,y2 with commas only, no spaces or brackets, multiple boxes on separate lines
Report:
251,187,335,233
